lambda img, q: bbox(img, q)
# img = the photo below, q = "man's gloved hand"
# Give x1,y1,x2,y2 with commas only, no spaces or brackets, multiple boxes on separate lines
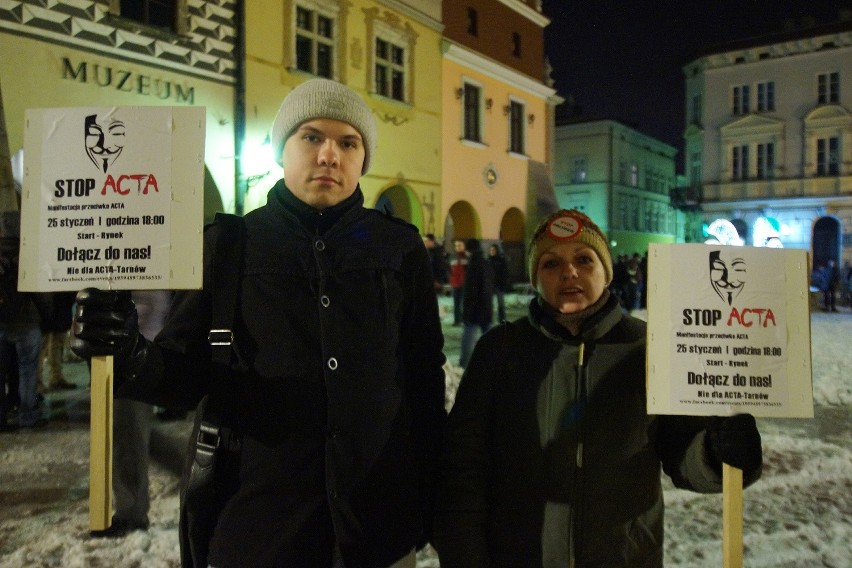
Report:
705,414,762,472
71,288,145,371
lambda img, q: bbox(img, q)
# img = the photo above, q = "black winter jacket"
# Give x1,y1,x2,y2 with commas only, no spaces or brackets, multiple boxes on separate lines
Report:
120,181,447,567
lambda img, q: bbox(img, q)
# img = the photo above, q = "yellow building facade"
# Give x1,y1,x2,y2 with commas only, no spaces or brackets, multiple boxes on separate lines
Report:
240,0,445,236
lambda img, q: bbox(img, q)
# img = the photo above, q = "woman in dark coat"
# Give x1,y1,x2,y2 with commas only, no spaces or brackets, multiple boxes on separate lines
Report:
435,210,763,567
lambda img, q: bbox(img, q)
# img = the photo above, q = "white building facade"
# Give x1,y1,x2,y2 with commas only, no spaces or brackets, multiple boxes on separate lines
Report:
682,20,852,267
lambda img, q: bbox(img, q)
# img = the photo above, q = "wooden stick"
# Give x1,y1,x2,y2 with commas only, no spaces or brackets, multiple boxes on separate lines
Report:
722,463,743,568
89,355,113,530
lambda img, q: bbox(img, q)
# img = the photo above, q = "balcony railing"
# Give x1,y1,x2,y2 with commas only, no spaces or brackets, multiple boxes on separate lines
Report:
670,185,703,210
683,175,852,204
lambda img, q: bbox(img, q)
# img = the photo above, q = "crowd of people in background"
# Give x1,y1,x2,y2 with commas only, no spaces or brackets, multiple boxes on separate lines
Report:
812,259,852,312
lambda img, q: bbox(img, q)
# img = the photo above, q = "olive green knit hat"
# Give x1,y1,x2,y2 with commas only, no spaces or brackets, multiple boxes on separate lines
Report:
271,78,377,174
528,209,613,287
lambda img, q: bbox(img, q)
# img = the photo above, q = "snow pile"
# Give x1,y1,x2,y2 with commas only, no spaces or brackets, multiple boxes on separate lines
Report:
1,306,849,567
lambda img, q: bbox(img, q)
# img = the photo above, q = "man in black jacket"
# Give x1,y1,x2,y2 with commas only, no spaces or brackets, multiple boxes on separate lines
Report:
71,79,447,568
459,238,495,368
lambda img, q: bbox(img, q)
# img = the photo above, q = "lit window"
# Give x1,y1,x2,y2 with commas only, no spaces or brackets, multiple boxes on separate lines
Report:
509,100,525,154
120,0,177,31
816,137,840,176
572,157,587,183
690,152,702,186
817,72,840,104
756,142,774,179
375,38,406,101
757,81,775,112
295,5,335,78
630,163,638,187
467,8,478,36
733,85,750,115
732,145,749,180
463,83,482,143
691,94,702,124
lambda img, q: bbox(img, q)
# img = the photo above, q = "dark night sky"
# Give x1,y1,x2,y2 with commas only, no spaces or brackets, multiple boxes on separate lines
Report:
541,0,848,169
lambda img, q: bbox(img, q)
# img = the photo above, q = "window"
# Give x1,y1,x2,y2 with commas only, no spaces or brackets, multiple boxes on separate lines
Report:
512,33,521,57
296,6,335,78
120,0,177,31
630,163,639,187
690,152,702,186
817,72,840,104
691,94,702,124
375,38,405,101
732,145,749,180
816,137,840,176
571,157,587,183
467,8,478,36
619,161,628,185
757,81,775,112
733,85,750,115
509,100,525,154
463,83,482,143
756,142,775,179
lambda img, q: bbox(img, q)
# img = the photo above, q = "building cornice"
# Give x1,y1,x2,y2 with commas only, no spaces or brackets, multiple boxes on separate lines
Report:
442,41,555,100
376,0,444,32
496,0,550,27
685,28,852,73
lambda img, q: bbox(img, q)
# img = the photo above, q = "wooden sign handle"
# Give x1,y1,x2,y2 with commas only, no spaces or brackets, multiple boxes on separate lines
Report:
89,355,113,530
722,463,743,568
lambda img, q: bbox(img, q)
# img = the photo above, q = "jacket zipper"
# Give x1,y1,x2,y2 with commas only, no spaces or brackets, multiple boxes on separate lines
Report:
569,341,587,567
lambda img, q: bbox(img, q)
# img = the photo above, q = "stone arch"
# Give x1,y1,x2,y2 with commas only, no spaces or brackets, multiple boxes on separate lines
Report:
499,207,526,285
374,184,424,230
444,201,479,246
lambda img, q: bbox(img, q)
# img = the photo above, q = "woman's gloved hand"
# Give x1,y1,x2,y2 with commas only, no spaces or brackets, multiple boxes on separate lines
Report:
71,288,148,375
705,414,763,472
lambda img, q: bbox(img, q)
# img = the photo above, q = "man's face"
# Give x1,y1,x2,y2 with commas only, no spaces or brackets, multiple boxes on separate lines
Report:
281,118,365,209
84,114,126,173
709,249,746,305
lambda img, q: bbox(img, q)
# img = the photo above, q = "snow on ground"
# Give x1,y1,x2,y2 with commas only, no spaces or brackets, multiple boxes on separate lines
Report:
1,295,849,567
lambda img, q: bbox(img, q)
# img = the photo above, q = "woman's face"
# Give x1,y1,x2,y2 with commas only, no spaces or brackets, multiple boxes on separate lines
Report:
535,241,608,314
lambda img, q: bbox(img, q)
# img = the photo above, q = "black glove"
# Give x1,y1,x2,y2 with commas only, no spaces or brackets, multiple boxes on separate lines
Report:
71,288,148,374
705,414,762,472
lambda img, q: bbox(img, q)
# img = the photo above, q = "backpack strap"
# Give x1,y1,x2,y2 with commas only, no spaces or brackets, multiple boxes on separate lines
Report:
208,212,246,368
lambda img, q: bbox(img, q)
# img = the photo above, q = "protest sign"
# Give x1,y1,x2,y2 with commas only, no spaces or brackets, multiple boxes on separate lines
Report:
647,243,813,418
18,106,204,292
17,106,205,530
647,242,813,568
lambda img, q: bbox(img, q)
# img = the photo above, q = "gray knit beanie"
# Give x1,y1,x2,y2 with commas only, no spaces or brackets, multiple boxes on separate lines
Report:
271,78,377,174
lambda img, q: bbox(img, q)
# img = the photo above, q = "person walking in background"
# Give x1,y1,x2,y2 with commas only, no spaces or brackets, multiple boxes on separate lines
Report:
449,239,468,326
822,259,840,312
423,233,449,294
71,78,446,568
458,239,494,369
37,291,77,392
610,253,629,309
434,209,762,567
90,289,173,538
0,239,52,429
488,243,510,323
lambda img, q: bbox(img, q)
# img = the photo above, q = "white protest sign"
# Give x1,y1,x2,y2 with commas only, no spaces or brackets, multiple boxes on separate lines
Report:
647,243,813,418
18,106,205,292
